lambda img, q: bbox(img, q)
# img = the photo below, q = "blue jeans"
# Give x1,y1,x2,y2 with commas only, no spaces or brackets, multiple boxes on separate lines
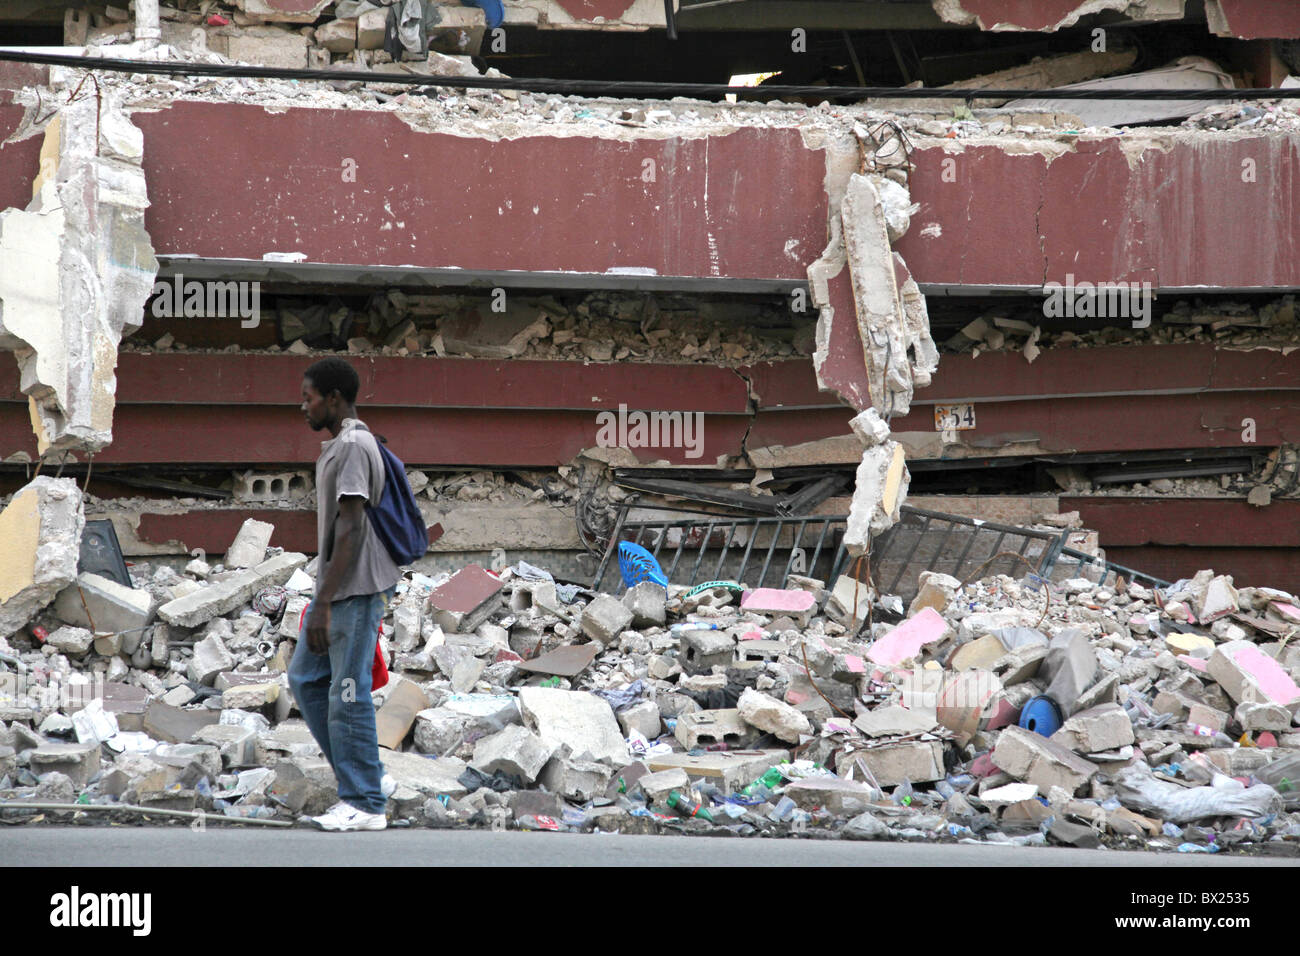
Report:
288,587,395,815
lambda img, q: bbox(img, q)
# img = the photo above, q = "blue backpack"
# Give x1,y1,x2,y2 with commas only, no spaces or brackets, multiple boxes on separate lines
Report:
366,437,429,566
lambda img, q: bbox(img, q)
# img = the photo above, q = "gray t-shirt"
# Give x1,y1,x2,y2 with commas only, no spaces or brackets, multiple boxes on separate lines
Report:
315,418,401,601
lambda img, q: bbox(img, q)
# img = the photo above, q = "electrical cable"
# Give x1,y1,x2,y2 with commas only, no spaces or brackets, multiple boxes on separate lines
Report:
2,49,1298,103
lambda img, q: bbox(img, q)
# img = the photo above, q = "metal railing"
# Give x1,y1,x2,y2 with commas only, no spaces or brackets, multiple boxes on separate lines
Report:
592,501,1172,600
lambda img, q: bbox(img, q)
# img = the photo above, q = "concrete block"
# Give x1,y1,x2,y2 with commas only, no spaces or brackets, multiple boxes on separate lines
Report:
188,633,235,686
738,639,788,663
315,17,358,53
150,742,223,780
232,469,312,503
644,754,785,790
235,0,333,22
30,742,100,788
1050,703,1135,754
537,753,613,802
508,789,564,821
622,581,666,628
219,675,281,710
93,632,123,657
427,565,503,633
158,552,307,627
637,767,689,805
1208,640,1300,708
47,625,93,655
357,7,387,49
215,27,311,69
617,700,661,740
142,700,220,743
645,749,790,791
950,634,1009,671
519,688,629,767
470,723,554,783
784,776,877,814
1187,702,1230,732
161,685,196,708
0,478,84,638
379,750,469,799
853,704,937,738
867,607,952,667
840,740,944,788
53,571,153,636
426,4,486,56
223,518,275,569
674,709,758,750
440,301,550,358
269,757,337,815
580,593,633,645
993,725,1100,794
192,723,258,768
373,678,430,750
740,588,817,627
907,571,962,617
1236,701,1294,733
413,694,520,755
679,628,735,675
737,687,812,743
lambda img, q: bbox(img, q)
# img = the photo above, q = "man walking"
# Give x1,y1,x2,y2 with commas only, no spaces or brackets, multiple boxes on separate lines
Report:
290,357,401,831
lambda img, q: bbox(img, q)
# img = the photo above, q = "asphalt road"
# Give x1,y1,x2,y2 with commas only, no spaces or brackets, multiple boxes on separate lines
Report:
2,826,1293,866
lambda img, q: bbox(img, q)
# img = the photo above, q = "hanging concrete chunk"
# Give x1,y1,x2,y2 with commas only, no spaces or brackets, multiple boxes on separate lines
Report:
0,477,84,638
0,94,156,454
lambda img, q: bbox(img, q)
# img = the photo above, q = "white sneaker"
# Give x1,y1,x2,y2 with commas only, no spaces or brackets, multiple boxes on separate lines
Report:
381,774,396,799
312,802,388,832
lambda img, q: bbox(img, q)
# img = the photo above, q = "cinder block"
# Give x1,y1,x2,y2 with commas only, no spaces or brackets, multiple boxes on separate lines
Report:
674,709,758,750
580,594,633,645
679,628,734,675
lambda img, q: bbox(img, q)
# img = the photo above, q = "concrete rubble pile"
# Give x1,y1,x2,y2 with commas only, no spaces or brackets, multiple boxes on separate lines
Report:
1,500,1297,854
948,295,1300,360
126,288,816,367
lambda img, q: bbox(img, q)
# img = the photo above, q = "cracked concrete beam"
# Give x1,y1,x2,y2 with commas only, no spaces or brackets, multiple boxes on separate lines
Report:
0,92,157,456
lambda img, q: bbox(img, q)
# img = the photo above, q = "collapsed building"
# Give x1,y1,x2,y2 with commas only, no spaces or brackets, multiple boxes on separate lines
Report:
0,1,1297,846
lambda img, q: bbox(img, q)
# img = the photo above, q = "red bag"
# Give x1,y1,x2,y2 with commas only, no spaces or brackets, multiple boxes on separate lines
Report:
299,603,389,691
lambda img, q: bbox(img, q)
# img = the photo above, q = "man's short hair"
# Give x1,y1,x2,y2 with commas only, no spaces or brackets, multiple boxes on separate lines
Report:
304,357,360,404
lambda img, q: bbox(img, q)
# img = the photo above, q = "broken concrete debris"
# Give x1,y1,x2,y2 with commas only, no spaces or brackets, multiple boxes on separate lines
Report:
2,503,1297,853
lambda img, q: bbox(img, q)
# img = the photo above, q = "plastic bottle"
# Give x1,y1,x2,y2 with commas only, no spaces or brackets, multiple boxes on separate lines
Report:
666,790,714,822
1187,723,1235,747
767,795,796,822
742,766,786,796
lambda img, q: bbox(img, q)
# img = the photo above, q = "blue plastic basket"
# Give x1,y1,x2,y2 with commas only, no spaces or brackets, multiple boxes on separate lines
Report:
617,541,668,589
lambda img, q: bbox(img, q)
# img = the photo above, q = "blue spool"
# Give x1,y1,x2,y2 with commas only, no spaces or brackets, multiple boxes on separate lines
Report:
617,541,668,589
1019,695,1063,737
